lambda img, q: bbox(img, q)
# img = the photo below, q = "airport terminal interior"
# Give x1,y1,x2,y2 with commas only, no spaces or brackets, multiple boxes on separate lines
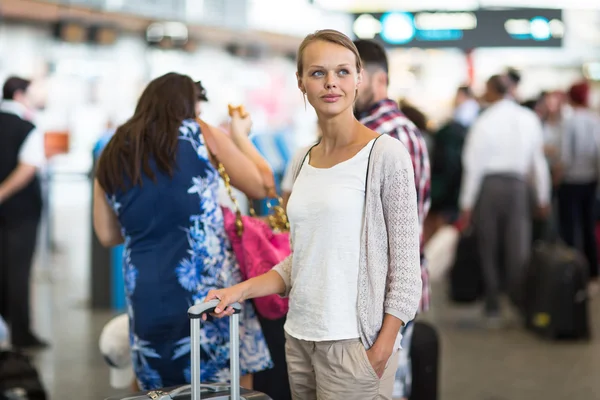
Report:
1,0,600,399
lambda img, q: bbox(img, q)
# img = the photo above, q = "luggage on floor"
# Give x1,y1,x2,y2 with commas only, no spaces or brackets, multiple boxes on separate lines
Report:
449,229,484,303
0,349,47,400
425,224,460,281
595,222,600,256
409,321,439,400
105,300,272,400
525,240,590,340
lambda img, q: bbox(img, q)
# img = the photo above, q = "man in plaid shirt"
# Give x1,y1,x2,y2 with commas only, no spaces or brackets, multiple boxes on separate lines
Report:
354,39,431,400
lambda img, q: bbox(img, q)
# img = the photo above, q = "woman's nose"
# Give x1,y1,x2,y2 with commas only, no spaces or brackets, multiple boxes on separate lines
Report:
325,73,337,89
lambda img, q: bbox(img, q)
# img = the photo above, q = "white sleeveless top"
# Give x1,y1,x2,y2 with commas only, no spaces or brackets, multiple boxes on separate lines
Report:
284,139,375,342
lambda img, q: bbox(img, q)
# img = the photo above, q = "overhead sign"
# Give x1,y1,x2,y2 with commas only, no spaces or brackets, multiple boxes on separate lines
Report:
353,8,564,48
318,0,600,12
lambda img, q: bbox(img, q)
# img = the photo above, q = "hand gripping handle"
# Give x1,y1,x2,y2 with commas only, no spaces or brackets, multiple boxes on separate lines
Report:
188,299,243,400
187,299,242,319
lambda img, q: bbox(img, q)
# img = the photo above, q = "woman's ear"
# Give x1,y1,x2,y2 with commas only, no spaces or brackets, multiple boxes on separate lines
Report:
357,68,364,88
296,72,305,93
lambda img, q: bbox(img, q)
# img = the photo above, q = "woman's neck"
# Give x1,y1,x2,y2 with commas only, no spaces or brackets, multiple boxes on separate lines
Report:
317,110,361,152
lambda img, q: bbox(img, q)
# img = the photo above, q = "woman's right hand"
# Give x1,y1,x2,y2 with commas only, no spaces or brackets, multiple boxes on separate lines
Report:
229,111,253,137
203,284,246,319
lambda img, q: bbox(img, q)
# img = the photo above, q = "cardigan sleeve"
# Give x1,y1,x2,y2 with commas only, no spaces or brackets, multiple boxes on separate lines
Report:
380,144,423,324
272,254,293,297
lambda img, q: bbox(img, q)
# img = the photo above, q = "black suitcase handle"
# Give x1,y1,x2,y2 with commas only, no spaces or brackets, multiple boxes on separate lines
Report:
188,300,242,318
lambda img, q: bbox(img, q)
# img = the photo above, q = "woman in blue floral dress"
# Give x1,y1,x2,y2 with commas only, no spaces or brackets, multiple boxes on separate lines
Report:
92,73,273,390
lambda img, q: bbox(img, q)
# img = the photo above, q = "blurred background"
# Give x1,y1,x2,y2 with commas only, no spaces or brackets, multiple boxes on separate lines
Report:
0,0,599,399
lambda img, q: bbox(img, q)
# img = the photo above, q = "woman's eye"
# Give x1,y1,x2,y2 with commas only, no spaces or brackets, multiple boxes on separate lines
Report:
338,69,350,76
311,71,324,77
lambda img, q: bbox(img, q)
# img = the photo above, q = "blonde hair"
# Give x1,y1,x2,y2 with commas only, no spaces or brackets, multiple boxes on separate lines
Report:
296,29,363,76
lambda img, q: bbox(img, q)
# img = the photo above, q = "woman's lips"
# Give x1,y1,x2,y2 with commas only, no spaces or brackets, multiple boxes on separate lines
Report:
321,94,341,103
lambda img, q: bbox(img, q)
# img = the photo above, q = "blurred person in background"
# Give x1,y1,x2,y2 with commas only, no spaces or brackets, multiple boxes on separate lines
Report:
453,85,481,129
460,74,551,327
534,91,565,188
398,100,430,133
0,316,8,349
0,76,49,349
93,72,273,390
353,38,430,400
540,92,564,166
206,29,422,400
506,68,522,102
426,86,479,239
556,81,600,291
399,100,433,155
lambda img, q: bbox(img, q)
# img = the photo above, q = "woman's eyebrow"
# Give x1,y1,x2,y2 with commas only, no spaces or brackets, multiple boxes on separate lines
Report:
308,63,351,69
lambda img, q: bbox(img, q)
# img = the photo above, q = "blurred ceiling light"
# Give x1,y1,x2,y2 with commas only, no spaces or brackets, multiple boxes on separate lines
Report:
318,0,600,10
504,17,564,39
316,0,480,12
504,19,530,35
414,12,477,30
549,19,565,38
583,62,600,81
353,14,382,39
529,17,551,40
380,13,415,45
104,0,124,10
146,22,188,43
480,0,600,9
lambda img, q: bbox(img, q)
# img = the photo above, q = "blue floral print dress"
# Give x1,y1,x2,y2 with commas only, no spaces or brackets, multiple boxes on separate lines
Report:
106,119,272,390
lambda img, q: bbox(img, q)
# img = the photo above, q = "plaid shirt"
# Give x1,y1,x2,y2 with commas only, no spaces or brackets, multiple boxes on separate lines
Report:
359,99,432,312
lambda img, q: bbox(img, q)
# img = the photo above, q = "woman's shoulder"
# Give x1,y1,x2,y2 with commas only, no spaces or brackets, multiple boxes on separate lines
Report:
178,118,202,140
177,119,211,158
291,144,313,164
289,143,315,173
371,134,413,170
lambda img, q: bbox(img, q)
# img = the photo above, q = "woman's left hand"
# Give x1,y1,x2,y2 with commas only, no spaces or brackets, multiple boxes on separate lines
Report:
366,345,393,378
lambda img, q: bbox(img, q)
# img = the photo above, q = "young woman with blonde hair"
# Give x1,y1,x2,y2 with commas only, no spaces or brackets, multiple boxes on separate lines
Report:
205,30,422,400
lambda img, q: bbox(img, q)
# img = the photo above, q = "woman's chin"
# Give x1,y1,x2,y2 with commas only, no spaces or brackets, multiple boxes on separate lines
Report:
313,101,352,118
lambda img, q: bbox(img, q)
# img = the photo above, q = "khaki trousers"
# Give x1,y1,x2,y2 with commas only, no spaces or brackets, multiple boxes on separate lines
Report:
285,333,400,400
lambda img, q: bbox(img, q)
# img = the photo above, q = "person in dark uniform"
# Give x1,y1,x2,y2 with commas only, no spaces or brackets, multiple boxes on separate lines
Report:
0,76,49,349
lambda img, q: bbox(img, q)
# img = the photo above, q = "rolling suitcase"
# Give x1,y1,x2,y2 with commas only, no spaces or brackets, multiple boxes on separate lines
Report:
0,349,47,400
449,229,484,303
409,322,439,400
525,241,590,340
105,300,272,400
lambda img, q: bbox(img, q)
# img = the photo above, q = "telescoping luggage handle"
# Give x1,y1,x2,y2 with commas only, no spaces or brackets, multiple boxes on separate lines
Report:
188,300,243,400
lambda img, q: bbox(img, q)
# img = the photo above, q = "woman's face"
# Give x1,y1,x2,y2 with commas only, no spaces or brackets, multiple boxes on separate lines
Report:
297,40,361,117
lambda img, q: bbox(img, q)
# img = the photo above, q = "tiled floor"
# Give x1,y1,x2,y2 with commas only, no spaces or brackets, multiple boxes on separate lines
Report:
25,178,600,400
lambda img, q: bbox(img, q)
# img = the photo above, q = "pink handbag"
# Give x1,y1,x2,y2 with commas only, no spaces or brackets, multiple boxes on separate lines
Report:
221,205,290,320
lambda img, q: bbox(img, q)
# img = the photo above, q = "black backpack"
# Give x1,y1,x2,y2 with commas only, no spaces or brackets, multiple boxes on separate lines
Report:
0,350,47,400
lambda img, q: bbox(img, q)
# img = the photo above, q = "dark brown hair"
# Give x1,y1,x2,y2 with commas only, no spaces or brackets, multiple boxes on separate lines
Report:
353,39,388,74
487,75,511,96
3,76,31,100
96,72,199,193
399,100,429,133
297,29,362,76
